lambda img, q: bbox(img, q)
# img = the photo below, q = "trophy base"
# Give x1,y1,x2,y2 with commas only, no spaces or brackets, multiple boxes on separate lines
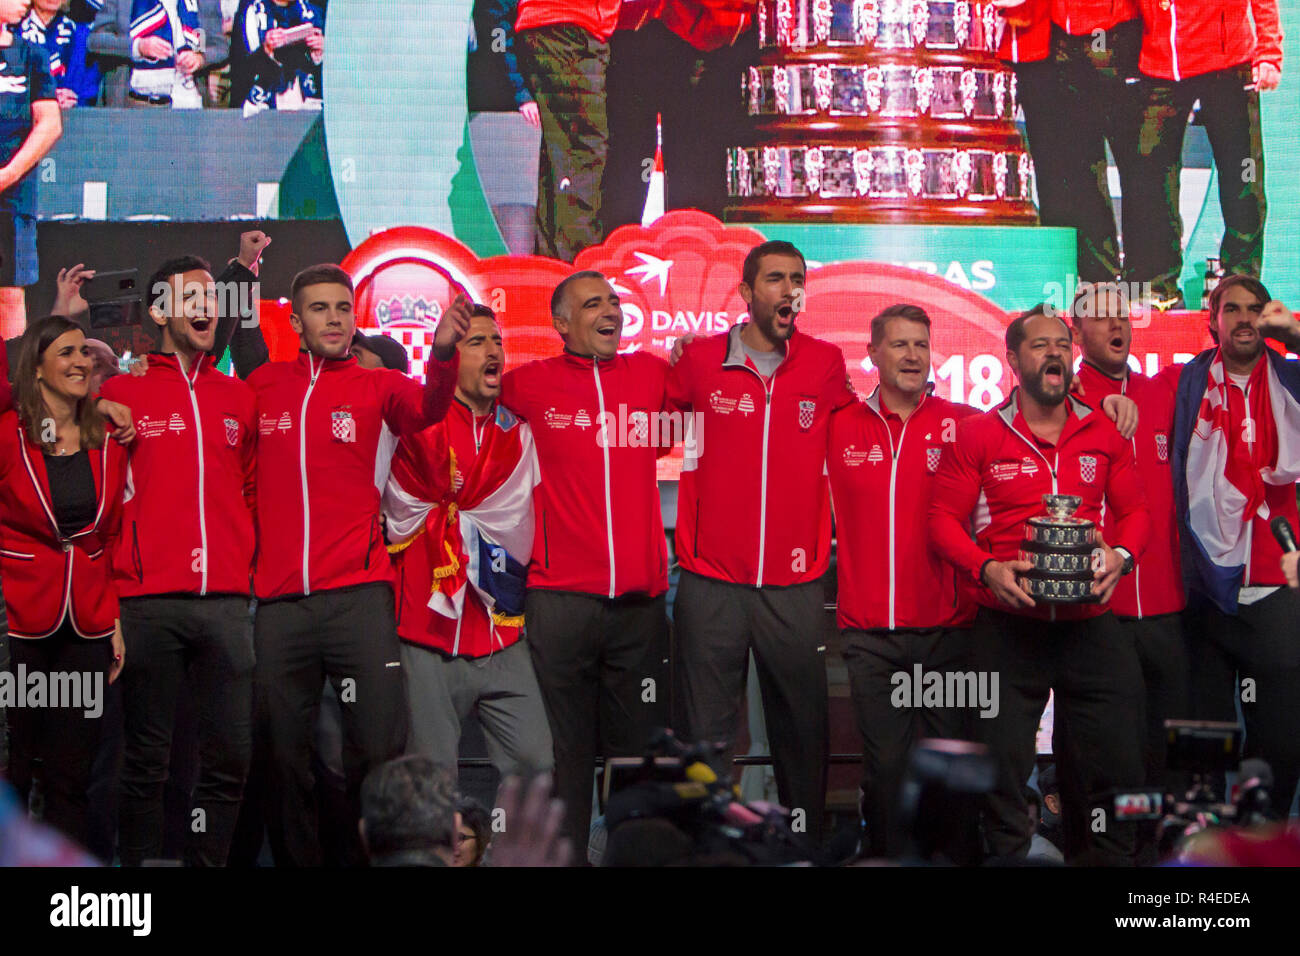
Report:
1022,573,1099,604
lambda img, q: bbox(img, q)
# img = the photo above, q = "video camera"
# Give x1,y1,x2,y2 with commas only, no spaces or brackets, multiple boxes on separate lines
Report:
1110,720,1275,860
600,729,823,866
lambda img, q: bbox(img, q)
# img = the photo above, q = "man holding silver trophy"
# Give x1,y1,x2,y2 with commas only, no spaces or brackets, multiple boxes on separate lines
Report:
928,305,1150,864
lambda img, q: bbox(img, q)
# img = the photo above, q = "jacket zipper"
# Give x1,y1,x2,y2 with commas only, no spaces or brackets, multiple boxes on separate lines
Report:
181,355,209,595
542,508,549,567
365,515,375,570
1169,2,1180,81
1121,376,1143,618
300,354,322,595
591,361,617,598
864,393,922,629
1004,418,1060,621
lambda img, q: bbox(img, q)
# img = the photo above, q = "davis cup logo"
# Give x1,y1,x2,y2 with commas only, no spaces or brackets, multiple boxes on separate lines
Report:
867,443,884,465
797,400,816,431
926,446,942,474
331,409,356,443
224,417,239,447
1155,432,1169,462
1079,455,1097,484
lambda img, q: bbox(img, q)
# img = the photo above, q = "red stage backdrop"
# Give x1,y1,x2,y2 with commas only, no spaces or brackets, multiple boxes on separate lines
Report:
257,211,1228,479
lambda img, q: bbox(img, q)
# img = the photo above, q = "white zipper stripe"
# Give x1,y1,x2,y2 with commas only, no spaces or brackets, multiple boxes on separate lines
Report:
182,355,209,595
1119,375,1143,619
300,354,321,595
1169,2,1180,81
592,362,616,599
756,378,774,587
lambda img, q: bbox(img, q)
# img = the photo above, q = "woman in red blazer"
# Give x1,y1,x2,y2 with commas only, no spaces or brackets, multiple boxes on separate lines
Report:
0,315,127,849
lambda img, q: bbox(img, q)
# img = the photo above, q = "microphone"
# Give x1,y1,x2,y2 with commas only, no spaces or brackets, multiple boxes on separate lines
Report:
1270,516,1298,553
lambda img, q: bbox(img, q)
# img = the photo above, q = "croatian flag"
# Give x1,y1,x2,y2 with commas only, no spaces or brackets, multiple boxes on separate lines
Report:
1179,348,1300,610
384,406,539,626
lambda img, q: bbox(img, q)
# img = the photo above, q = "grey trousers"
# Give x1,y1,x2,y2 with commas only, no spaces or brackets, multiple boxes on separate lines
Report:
402,638,554,779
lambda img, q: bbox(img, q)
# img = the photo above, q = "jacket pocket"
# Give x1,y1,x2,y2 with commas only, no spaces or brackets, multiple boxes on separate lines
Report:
131,521,143,582
693,500,700,558
542,508,550,568
365,515,377,570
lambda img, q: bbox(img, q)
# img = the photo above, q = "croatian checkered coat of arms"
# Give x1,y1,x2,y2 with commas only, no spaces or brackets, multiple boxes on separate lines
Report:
331,409,356,444
1078,455,1097,484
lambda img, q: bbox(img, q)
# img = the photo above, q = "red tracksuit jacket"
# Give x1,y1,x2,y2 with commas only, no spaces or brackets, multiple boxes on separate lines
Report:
1050,0,1140,33
667,325,854,588
247,350,457,600
1137,0,1282,81
828,388,979,631
0,412,127,638
517,0,623,41
997,0,1050,63
386,400,528,658
501,349,670,598
100,352,257,598
1076,362,1185,617
928,389,1150,621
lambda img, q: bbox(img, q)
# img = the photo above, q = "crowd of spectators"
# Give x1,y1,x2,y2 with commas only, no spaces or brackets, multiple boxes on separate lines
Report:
19,0,326,114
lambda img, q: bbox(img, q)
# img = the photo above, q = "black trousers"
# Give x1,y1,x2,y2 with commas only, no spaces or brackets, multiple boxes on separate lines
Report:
1017,21,1145,284
672,569,829,844
969,608,1143,865
525,588,668,857
1121,611,1192,789
117,595,254,867
253,583,409,867
4,620,111,852
1191,589,1300,817
603,21,757,232
841,626,976,861
1127,63,1266,295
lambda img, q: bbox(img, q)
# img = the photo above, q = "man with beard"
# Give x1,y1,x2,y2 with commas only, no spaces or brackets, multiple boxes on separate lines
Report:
827,303,979,861
100,254,258,866
1171,276,1300,820
929,305,1149,864
383,303,553,784
248,264,465,866
666,240,854,845
1071,283,1189,861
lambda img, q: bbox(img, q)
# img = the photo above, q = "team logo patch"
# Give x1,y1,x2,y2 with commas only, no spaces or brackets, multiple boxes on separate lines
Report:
925,446,942,474
842,445,869,467
991,460,1020,482
543,407,573,430
1021,456,1038,476
867,443,884,465
797,399,816,431
1079,455,1097,484
574,409,592,429
224,417,240,447
1155,432,1169,462
331,409,356,444
278,412,292,431
737,394,755,416
168,413,186,434
709,390,737,415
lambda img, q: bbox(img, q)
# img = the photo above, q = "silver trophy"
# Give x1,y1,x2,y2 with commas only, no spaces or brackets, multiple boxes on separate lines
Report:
1018,494,1099,603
